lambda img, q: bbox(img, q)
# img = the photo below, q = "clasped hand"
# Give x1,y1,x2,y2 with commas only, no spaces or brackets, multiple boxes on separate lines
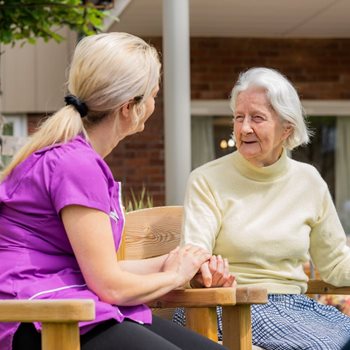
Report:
162,245,235,289
191,254,236,288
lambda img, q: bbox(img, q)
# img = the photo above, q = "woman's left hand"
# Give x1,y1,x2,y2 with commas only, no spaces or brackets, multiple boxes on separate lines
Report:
190,255,236,288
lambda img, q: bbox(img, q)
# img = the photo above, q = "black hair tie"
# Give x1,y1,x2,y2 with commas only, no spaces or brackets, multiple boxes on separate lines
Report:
64,94,88,118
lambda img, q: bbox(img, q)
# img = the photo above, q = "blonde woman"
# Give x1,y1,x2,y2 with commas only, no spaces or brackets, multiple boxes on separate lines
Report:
0,33,229,350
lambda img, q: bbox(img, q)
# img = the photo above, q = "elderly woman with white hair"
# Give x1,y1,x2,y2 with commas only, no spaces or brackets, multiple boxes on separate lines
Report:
174,67,350,349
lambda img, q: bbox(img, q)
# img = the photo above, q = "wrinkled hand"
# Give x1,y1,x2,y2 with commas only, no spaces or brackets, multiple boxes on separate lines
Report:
191,255,236,288
162,245,211,288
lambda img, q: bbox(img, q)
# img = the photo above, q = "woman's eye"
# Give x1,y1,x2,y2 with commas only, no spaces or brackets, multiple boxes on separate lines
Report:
253,116,264,122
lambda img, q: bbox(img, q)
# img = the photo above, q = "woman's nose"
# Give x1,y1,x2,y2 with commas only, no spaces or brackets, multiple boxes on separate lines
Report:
241,117,253,134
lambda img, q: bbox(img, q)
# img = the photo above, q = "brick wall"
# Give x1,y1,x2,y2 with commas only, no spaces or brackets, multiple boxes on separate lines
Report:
190,38,350,100
28,37,350,206
104,94,165,206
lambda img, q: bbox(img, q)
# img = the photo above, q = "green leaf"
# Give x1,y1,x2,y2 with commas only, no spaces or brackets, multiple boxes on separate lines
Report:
0,0,109,45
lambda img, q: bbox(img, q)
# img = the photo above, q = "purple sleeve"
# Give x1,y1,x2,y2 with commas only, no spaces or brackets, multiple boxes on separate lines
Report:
49,151,111,214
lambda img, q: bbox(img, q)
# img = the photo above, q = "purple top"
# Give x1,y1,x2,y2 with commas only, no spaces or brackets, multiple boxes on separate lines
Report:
0,135,151,350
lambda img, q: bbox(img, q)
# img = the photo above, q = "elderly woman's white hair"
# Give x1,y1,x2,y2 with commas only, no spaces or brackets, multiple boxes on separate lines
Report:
230,67,311,150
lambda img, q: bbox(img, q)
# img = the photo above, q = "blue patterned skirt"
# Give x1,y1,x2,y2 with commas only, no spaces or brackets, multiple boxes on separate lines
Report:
172,294,350,350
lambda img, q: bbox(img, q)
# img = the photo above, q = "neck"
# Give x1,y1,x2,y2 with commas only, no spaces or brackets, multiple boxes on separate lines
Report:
234,148,288,182
86,118,125,158
245,147,284,168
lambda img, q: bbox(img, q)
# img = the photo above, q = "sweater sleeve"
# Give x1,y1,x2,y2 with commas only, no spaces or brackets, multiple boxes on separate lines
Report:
309,185,350,286
180,170,221,253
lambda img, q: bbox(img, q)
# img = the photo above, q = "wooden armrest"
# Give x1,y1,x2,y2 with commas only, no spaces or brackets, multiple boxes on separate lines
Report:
148,286,268,309
307,280,350,295
148,286,267,349
148,287,236,308
236,286,268,304
0,299,95,350
0,299,95,322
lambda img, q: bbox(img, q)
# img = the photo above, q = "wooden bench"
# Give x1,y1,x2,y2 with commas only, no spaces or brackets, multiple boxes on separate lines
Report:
0,299,95,350
121,206,268,350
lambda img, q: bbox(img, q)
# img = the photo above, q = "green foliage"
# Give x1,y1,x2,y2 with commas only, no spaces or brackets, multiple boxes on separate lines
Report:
124,186,154,213
0,0,111,45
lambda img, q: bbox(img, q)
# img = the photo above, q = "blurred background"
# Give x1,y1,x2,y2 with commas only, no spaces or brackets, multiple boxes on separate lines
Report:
1,0,349,232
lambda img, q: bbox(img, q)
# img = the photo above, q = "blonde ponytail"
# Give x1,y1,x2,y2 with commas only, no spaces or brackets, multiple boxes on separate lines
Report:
1,106,85,180
1,32,161,181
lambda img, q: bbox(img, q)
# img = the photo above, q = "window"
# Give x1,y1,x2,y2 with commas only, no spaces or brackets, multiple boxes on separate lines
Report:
292,116,350,234
213,117,235,159
292,117,336,198
0,115,28,170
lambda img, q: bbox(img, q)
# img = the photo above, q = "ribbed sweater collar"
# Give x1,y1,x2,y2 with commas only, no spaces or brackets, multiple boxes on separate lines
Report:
232,148,289,182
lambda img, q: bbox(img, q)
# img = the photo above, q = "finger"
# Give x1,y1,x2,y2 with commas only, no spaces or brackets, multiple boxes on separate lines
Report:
214,257,228,282
186,245,210,258
209,255,217,272
169,246,180,254
221,258,231,283
213,273,229,287
182,245,210,261
210,257,232,286
196,253,212,271
183,244,206,252
200,262,212,288
216,255,224,274
216,258,231,286
223,274,236,287
211,255,225,285
193,248,212,263
179,246,211,275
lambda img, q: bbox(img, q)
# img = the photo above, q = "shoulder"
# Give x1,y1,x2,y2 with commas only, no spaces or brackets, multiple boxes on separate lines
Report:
39,136,113,181
288,157,325,181
191,153,233,178
288,157,329,192
187,153,234,192
42,137,116,213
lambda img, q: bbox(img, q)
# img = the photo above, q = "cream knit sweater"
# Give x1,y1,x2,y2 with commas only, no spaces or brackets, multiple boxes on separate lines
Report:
181,149,350,294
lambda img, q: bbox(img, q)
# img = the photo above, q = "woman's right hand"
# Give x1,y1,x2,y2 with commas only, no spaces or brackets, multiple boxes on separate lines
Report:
191,255,236,288
162,245,211,287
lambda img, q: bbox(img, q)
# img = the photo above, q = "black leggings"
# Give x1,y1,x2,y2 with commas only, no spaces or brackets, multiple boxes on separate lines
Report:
13,316,227,350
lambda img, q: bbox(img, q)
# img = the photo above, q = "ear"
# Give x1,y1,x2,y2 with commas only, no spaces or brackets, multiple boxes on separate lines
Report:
283,123,293,139
120,102,131,120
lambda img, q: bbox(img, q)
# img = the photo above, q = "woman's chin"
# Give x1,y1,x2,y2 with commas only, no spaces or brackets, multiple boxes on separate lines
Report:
238,146,260,160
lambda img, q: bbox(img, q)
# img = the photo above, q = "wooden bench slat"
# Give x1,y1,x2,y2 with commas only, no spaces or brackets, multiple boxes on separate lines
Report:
0,299,95,322
307,280,350,295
